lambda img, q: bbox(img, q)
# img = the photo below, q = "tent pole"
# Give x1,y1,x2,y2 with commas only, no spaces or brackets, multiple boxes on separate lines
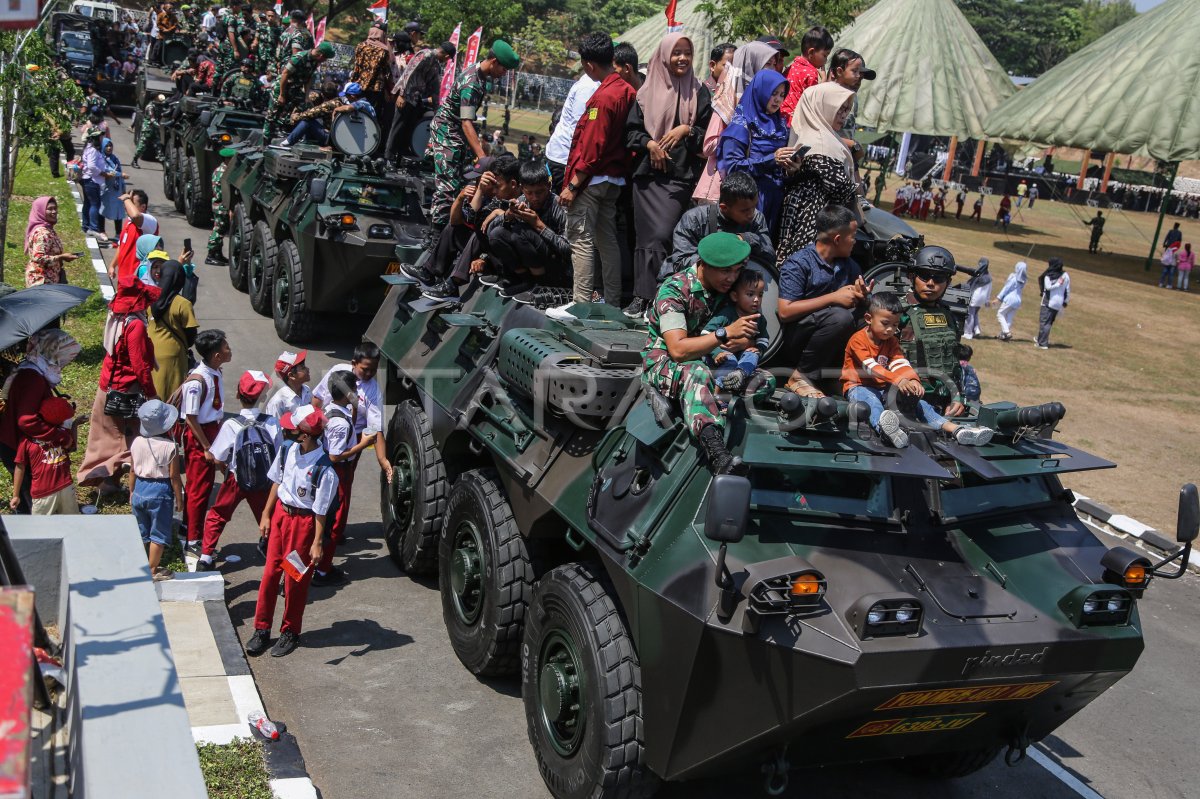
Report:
942,136,957,182
1076,151,1090,190
1100,153,1115,192
971,140,984,177
1144,161,1179,271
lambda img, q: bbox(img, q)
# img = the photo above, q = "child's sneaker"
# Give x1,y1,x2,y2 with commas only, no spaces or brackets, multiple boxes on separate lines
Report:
718,370,745,393
877,409,909,448
954,426,995,446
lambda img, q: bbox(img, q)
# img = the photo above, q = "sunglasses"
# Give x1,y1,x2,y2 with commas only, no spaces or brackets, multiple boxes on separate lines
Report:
914,271,949,284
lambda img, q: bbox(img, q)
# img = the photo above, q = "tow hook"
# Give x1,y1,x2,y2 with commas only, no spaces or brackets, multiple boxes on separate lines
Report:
1005,726,1030,766
761,746,790,796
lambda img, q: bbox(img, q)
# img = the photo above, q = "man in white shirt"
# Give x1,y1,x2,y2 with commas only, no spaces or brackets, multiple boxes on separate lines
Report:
265,349,312,419
545,72,600,194
180,330,230,552
201,4,217,41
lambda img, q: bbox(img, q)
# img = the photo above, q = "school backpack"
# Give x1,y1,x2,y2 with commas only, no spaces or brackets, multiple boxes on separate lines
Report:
278,439,339,521
232,414,276,493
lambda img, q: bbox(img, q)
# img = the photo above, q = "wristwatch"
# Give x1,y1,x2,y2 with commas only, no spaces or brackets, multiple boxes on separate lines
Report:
714,327,728,344
567,182,580,193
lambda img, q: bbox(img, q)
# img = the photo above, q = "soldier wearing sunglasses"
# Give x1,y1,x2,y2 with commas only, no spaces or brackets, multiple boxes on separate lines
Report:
899,246,968,419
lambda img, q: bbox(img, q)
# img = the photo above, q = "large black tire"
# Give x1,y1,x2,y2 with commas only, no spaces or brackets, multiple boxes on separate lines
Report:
228,203,252,291
439,469,533,677
272,238,318,341
896,747,1001,779
172,146,186,213
381,400,446,575
161,143,175,200
522,563,659,799
184,155,211,228
247,221,276,316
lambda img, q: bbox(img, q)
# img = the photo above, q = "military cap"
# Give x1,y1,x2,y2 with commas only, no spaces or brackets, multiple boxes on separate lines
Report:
697,232,750,269
316,41,335,58
490,39,519,69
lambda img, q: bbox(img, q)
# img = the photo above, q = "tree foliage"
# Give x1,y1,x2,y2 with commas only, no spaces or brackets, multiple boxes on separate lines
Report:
697,0,865,45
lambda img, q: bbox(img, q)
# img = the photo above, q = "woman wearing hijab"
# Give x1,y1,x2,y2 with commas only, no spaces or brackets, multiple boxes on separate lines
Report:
78,277,161,490
24,197,79,287
99,138,128,238
776,82,858,262
1035,257,1070,350
80,128,107,241
148,259,199,399
962,258,992,340
693,41,776,204
351,24,394,119
0,330,82,512
992,260,1028,341
717,69,796,235
623,33,712,319
134,232,166,283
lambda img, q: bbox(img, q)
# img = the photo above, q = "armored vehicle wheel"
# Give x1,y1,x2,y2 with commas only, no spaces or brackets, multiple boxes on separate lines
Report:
162,143,175,200
381,400,446,575
439,469,532,677
248,221,276,316
229,204,251,291
522,563,658,799
897,747,1001,779
184,155,211,228
172,147,186,213
272,239,318,341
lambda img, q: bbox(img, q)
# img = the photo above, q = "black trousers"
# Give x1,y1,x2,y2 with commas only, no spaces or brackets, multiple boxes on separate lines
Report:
487,221,567,284
631,176,691,300
548,160,566,195
778,306,856,383
47,134,75,178
385,103,421,161
429,222,475,281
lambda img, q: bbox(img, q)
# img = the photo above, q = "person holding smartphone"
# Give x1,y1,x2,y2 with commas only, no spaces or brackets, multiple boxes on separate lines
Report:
24,196,79,287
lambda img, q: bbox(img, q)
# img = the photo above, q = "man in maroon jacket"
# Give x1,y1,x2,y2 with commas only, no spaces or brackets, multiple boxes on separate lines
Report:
547,34,637,318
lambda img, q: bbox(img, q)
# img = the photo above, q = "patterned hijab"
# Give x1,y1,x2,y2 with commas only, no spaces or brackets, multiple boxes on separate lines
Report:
712,41,777,125
24,196,55,255
20,329,82,387
636,33,700,141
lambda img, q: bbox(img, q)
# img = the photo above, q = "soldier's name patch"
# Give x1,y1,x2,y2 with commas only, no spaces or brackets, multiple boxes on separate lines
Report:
846,712,984,739
922,313,949,327
875,681,1057,711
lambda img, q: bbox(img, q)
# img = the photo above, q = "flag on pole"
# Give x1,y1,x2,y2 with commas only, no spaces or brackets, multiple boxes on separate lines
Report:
463,27,483,68
367,0,387,23
306,14,315,38
665,0,682,31
273,2,281,15
438,23,462,104
315,17,326,43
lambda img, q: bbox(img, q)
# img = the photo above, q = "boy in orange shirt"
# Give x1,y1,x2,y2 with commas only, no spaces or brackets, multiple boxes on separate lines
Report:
842,292,993,448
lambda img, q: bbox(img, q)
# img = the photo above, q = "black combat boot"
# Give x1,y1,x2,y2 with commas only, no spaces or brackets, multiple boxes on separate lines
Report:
697,424,748,476
205,249,229,266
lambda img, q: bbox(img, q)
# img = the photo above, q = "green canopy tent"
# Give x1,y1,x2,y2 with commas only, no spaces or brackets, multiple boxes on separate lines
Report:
616,0,714,68
983,0,1200,268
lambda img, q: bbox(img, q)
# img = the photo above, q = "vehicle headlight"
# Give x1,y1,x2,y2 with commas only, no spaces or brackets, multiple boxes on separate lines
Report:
367,223,393,240
847,594,924,640
1059,585,1133,627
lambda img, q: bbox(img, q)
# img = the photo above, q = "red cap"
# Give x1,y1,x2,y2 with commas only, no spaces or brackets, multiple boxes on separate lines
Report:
237,370,271,401
274,349,308,378
39,396,74,427
280,403,326,435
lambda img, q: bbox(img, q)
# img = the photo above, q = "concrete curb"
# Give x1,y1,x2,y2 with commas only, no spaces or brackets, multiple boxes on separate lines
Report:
157,571,226,601
1072,492,1200,574
68,185,115,301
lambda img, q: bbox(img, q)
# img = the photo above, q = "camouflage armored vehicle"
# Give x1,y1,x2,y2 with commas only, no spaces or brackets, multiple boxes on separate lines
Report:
367,274,1196,797
222,112,426,341
159,95,263,226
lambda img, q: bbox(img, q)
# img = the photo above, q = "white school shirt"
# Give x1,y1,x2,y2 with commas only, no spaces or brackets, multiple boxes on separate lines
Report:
264,384,312,421
209,409,282,474
181,364,225,425
313,365,381,436
322,403,355,458
545,75,600,165
269,443,338,515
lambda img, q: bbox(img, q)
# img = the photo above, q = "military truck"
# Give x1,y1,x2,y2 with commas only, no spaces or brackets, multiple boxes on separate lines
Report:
222,112,426,341
366,271,1197,797
158,95,263,227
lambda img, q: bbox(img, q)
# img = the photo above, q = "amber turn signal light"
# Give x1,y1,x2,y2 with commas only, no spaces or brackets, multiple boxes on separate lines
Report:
790,574,820,596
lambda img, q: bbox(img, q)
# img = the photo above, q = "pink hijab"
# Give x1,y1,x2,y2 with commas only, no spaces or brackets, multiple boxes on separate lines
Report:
24,196,55,255
636,33,700,141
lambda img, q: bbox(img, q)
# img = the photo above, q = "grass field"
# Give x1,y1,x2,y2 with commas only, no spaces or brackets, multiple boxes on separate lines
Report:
894,190,1200,536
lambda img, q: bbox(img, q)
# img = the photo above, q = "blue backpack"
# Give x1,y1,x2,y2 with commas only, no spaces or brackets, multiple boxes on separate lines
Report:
232,414,277,493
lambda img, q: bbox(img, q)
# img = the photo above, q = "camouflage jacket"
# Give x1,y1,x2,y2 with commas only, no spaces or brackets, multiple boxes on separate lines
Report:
278,25,314,67
642,265,722,366
430,64,492,142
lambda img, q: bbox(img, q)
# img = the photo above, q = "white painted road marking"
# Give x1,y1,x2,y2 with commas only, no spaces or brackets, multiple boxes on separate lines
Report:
1030,744,1106,798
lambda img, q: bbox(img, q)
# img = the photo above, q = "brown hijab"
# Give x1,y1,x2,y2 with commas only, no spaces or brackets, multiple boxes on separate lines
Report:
636,33,700,141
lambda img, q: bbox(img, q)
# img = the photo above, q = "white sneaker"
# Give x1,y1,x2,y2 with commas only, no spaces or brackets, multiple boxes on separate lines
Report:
954,426,995,446
877,409,909,448
962,333,974,340
544,302,577,321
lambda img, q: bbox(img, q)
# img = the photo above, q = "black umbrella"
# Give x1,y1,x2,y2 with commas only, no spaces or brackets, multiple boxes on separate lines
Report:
0,284,93,351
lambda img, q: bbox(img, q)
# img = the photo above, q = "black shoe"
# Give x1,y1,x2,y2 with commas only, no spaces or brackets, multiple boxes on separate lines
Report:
256,536,269,560
499,279,534,298
270,630,299,657
195,557,215,572
311,565,347,586
205,252,229,266
623,297,650,319
130,159,140,169
401,261,437,284
514,286,572,310
421,279,459,300
478,272,503,288
245,629,271,657
697,424,748,476
184,540,200,557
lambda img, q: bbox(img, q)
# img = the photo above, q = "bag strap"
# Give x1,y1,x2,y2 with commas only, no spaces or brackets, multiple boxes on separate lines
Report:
706,202,719,237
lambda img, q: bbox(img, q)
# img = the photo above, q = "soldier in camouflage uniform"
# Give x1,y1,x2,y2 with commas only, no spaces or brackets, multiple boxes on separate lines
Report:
130,94,168,168
263,42,333,140
255,9,283,73
899,246,967,418
220,59,266,110
276,10,314,74
425,40,519,244
641,232,759,475
205,147,237,265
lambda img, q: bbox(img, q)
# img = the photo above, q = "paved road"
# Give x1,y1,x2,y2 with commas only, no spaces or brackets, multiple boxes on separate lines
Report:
105,120,1199,799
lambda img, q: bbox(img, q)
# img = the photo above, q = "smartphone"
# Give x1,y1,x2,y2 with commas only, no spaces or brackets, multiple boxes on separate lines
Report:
790,145,812,163
183,237,192,252
73,251,86,257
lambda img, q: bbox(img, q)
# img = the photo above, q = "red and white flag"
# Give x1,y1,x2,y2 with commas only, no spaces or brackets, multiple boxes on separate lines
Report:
464,27,483,68
665,0,682,31
273,2,281,15
315,17,326,44
367,0,387,23
438,22,462,103
306,14,315,38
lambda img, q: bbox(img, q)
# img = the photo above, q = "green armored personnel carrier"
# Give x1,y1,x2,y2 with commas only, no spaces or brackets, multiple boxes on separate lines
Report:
366,272,1197,798
159,95,264,227
222,112,426,341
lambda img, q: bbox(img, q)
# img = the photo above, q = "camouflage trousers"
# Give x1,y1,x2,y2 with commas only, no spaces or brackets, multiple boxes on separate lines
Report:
427,132,468,229
263,90,302,140
133,125,158,160
208,203,229,251
641,356,724,438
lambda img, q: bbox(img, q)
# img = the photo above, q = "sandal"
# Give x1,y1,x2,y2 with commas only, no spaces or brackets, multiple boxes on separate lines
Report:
784,374,826,399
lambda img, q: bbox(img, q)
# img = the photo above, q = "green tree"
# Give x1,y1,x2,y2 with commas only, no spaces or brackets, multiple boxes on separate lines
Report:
697,0,866,44
0,30,84,282
388,0,526,45
512,17,569,74
1078,0,1137,48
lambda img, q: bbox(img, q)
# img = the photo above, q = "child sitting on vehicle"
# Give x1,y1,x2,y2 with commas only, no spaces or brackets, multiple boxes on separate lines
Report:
703,268,774,395
842,292,994,449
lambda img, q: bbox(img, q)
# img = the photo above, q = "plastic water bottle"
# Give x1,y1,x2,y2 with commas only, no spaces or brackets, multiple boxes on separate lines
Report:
248,710,279,740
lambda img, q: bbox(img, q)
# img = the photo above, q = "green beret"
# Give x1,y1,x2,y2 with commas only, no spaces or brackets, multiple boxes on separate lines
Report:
491,39,519,69
696,231,751,269
219,147,237,157
316,41,335,58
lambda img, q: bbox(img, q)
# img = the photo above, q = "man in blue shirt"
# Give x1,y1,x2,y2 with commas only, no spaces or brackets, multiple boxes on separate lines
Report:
776,205,871,397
